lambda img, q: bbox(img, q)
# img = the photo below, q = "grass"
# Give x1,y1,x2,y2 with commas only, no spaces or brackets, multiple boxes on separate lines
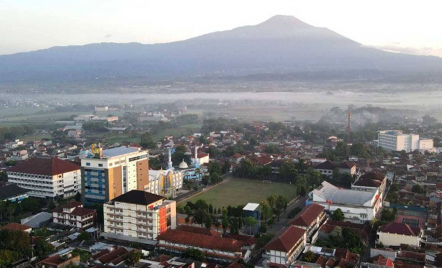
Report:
181,179,297,208
152,124,202,140
21,134,51,142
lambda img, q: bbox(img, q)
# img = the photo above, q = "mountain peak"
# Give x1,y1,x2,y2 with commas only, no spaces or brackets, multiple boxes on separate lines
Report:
259,15,312,29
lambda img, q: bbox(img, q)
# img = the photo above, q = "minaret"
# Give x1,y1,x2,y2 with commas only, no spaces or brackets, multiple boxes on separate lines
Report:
193,145,200,168
167,147,173,170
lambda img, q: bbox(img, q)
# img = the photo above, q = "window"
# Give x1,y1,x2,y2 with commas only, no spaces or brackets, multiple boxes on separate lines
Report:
86,163,91,166
98,164,103,167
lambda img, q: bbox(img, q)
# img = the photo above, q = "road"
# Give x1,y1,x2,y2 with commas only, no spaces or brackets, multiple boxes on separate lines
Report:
267,196,307,234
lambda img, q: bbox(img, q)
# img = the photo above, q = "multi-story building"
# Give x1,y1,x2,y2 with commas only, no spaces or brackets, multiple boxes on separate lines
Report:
289,203,326,243
103,190,176,242
81,146,149,205
7,157,81,199
378,130,433,152
309,181,382,223
263,226,306,268
352,172,387,201
51,201,96,230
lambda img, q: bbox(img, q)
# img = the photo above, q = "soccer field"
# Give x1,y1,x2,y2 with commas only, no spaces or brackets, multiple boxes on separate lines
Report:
181,179,297,208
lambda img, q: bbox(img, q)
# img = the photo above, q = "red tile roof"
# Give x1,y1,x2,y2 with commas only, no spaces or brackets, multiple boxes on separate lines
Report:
264,226,305,252
178,225,221,237
1,222,31,231
379,222,421,236
8,157,80,176
91,249,110,260
157,229,245,252
97,247,128,264
52,201,83,213
71,207,96,217
289,203,324,227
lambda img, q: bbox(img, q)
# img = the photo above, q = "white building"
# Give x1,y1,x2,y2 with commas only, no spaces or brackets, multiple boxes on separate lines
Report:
378,130,433,152
103,190,176,243
5,139,24,149
147,170,183,198
95,106,109,112
7,157,81,199
52,201,96,230
309,181,382,223
377,222,422,247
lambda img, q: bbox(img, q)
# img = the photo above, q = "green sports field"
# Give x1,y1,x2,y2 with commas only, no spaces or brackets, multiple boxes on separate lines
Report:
181,179,297,208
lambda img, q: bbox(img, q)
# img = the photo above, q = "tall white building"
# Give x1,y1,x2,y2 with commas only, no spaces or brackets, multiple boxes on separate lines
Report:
103,190,176,243
7,157,81,199
378,130,433,152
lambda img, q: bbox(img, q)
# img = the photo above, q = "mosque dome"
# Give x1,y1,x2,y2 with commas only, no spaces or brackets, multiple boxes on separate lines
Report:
179,159,189,169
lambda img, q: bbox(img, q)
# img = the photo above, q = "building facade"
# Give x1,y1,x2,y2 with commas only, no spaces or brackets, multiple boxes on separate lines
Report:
52,201,96,230
103,190,176,242
377,222,422,247
378,130,433,152
289,203,326,243
263,226,307,268
147,169,183,198
81,146,149,204
7,157,81,199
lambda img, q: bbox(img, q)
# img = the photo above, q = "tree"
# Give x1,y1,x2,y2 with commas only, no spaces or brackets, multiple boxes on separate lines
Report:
125,251,142,267
256,233,274,249
222,216,229,234
244,216,258,235
412,184,425,194
182,248,205,261
77,231,90,241
140,132,156,149
172,145,188,166
47,200,56,210
287,207,302,219
210,172,221,185
34,237,55,259
260,201,272,221
303,251,315,262
204,216,212,229
193,209,208,226
331,208,344,221
0,250,20,267
259,224,267,234
74,192,82,202
21,197,42,214
297,185,307,196
274,195,288,219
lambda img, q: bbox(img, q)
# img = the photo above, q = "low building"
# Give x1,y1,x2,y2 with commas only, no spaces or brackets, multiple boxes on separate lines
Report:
0,222,32,233
156,226,251,263
289,203,326,243
314,161,336,177
243,203,261,234
36,254,80,268
52,201,96,230
0,182,29,202
352,172,387,201
309,181,382,223
376,222,422,247
103,190,176,243
263,226,306,268
7,157,81,199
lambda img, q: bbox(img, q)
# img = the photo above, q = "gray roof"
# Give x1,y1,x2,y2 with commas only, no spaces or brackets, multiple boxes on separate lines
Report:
21,212,52,228
313,181,376,206
102,147,141,158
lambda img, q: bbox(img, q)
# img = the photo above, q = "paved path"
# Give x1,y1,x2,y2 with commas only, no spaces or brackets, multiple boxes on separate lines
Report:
267,196,307,234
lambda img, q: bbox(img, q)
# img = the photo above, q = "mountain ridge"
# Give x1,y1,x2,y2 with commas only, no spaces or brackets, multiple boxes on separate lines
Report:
0,15,441,87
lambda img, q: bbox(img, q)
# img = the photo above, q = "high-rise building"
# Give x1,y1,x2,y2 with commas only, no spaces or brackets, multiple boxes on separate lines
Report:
378,130,433,152
103,190,176,242
7,157,81,199
81,146,149,205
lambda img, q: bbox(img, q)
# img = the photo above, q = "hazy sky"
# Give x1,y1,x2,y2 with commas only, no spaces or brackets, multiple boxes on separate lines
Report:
1,0,442,56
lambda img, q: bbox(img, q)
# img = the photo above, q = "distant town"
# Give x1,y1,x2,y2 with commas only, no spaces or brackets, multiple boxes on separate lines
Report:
0,103,442,268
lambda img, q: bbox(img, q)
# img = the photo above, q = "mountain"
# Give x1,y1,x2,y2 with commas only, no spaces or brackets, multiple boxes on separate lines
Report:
0,15,441,86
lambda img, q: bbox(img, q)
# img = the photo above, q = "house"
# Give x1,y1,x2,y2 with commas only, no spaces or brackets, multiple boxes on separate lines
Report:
289,203,326,243
352,172,387,199
36,254,80,268
0,182,29,202
377,222,422,247
314,161,336,177
0,222,32,233
51,201,96,230
156,226,251,263
338,162,357,176
263,226,306,268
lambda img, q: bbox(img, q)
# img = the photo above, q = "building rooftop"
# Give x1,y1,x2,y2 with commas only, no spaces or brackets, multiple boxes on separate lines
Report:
0,182,30,200
313,181,376,206
102,146,142,158
289,203,324,227
8,157,80,176
379,222,421,237
111,190,164,205
264,225,305,252
243,203,260,211
1,222,32,231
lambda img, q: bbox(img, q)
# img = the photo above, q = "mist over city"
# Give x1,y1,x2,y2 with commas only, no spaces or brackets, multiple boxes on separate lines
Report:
0,1,442,268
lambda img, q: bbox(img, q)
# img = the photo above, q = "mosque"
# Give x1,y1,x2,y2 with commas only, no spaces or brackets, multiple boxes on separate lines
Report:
177,146,208,181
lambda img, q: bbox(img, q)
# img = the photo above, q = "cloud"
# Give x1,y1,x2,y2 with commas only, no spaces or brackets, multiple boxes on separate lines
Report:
105,34,112,38
374,45,442,58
